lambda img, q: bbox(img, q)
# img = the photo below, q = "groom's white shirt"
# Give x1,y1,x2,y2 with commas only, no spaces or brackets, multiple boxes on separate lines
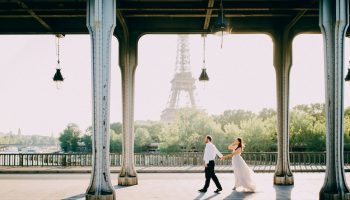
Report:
203,142,223,164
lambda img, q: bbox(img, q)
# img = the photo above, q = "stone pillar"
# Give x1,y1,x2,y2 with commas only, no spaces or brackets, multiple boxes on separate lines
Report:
319,0,350,199
85,0,116,199
118,32,139,186
271,29,294,185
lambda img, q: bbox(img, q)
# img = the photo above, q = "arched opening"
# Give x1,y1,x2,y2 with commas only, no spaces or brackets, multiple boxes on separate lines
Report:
0,35,122,155
289,34,326,152
135,34,276,156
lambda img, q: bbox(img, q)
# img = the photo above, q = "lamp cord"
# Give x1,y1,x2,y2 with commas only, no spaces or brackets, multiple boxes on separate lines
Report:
202,35,206,69
55,36,60,68
220,0,224,48
221,31,223,48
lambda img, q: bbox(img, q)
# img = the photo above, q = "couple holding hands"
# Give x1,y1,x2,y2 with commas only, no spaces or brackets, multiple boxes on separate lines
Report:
198,135,256,193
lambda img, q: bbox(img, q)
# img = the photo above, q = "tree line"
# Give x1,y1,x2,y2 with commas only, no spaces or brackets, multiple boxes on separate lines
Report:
58,103,350,153
0,134,57,146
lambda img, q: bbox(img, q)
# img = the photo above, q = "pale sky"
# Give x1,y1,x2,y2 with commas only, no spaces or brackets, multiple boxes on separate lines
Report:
0,34,349,136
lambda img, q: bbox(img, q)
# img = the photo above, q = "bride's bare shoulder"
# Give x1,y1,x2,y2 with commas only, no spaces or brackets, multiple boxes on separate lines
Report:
228,144,238,150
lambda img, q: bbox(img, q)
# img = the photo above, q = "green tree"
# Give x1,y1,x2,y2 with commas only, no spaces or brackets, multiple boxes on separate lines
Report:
134,128,152,152
80,134,92,152
293,103,325,126
238,118,275,152
110,129,122,153
159,108,223,152
110,122,122,134
258,108,276,121
289,110,325,151
58,123,81,152
213,109,256,130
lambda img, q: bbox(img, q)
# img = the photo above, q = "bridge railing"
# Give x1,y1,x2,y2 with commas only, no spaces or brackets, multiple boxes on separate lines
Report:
0,152,342,167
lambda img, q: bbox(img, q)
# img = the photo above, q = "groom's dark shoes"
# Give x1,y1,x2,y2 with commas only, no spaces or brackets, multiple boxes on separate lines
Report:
198,189,207,193
214,188,222,193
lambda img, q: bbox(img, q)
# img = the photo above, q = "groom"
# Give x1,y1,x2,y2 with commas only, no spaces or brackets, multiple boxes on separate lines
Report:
198,135,223,193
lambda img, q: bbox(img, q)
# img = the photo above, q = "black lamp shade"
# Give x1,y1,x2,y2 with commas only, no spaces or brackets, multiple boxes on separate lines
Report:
211,1,231,35
199,68,209,81
53,68,64,82
346,68,350,81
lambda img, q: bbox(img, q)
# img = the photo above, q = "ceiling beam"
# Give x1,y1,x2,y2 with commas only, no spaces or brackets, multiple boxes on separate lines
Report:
285,0,317,31
117,7,318,11
0,14,319,19
285,10,308,31
0,7,318,13
0,15,85,18
203,0,214,30
15,0,54,33
122,13,317,18
0,8,86,12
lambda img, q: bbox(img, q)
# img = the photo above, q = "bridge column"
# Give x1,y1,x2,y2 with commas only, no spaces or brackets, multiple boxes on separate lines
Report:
319,0,350,199
118,32,139,186
272,29,294,185
85,0,116,199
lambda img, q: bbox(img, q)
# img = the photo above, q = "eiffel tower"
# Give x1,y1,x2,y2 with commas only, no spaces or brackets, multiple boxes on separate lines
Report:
161,35,197,122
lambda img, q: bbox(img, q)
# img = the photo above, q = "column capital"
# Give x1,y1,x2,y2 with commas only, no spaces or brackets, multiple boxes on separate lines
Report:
117,31,141,72
269,29,295,72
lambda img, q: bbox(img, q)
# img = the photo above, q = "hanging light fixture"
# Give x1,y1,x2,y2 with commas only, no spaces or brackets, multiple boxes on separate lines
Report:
345,61,350,81
211,0,231,48
199,34,209,81
53,34,64,89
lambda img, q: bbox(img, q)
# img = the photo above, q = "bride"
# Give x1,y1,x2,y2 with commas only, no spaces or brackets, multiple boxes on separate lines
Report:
221,137,256,192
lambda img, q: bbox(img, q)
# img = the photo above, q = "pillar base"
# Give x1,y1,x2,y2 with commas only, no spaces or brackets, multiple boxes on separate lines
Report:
274,174,294,185
320,192,350,200
118,176,138,186
86,193,115,200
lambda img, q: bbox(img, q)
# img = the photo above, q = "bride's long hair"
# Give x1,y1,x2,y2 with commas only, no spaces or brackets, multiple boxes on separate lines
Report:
236,137,245,151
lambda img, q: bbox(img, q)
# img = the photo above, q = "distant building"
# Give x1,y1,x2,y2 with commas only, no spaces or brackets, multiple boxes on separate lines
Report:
77,141,91,153
147,143,160,152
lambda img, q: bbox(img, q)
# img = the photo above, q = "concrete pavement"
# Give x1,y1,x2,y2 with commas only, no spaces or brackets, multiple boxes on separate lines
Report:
0,173,337,200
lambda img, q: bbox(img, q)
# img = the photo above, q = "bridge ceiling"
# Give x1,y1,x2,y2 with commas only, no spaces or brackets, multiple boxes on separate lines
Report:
0,0,342,35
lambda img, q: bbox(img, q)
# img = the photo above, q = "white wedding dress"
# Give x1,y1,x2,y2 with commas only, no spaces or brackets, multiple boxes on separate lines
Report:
231,147,256,192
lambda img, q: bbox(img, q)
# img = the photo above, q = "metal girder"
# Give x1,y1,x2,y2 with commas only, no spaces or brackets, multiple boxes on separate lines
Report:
0,7,318,12
117,7,318,11
123,13,317,18
15,0,54,33
286,10,308,31
0,15,85,18
285,0,317,32
203,0,214,30
0,14,319,18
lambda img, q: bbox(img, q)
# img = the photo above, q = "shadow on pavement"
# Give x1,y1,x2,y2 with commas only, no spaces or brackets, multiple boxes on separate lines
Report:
222,191,254,199
194,192,220,200
62,185,129,200
114,184,134,190
274,185,294,200
61,193,85,200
